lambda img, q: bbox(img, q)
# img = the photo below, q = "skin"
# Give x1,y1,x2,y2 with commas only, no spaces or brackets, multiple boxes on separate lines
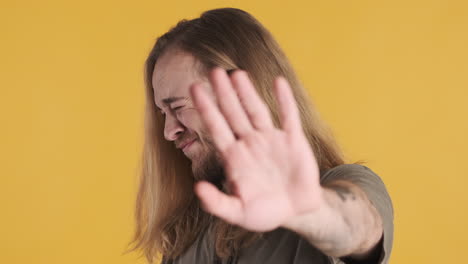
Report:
152,49,224,183
153,50,384,262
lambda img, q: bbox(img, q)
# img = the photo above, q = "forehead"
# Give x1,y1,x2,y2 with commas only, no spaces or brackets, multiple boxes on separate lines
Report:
152,50,203,105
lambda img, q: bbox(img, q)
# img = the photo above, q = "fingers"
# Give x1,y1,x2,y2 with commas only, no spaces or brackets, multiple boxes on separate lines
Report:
191,67,274,152
230,70,274,130
194,181,244,225
209,68,254,137
190,82,236,153
274,76,302,136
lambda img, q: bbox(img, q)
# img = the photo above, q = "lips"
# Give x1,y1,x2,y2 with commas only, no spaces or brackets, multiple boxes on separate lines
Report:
176,139,192,149
182,140,196,151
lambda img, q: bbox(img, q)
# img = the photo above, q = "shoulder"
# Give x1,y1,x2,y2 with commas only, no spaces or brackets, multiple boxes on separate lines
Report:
321,163,375,176
320,163,384,187
321,163,395,264
320,163,392,214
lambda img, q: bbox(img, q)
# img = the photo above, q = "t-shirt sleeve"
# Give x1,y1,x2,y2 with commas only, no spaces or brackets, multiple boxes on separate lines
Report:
319,164,394,264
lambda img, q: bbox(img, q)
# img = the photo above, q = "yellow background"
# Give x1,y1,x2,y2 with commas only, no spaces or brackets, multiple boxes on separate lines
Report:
1,0,467,263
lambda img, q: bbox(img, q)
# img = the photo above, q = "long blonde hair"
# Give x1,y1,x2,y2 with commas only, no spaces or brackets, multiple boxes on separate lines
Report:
126,7,363,263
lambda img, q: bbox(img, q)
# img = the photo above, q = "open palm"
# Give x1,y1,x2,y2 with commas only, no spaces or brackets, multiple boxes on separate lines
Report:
190,68,323,232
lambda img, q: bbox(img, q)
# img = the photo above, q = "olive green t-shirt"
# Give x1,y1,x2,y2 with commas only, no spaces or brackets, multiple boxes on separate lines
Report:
162,164,394,264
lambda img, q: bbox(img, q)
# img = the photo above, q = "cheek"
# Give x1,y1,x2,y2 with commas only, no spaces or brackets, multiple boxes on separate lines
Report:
178,109,205,133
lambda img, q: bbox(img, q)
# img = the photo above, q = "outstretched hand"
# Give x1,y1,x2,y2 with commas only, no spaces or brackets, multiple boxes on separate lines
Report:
190,68,324,232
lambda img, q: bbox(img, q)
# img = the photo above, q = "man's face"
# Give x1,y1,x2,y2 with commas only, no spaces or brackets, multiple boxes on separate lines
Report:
152,50,225,186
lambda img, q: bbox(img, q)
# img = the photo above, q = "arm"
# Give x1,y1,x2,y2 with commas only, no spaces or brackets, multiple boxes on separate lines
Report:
190,69,391,262
282,179,383,262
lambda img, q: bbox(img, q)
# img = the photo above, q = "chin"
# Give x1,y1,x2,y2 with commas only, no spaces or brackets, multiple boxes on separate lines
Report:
191,153,226,190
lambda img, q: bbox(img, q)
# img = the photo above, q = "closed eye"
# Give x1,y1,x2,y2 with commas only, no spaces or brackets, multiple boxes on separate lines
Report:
159,106,183,117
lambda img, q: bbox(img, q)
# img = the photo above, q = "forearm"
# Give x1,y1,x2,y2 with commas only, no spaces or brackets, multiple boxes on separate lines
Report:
282,179,383,259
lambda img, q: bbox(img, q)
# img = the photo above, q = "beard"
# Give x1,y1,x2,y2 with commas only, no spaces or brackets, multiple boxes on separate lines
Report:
191,136,227,192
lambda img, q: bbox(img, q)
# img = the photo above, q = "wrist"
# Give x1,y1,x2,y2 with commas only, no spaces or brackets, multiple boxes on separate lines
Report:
281,186,356,257
281,186,333,234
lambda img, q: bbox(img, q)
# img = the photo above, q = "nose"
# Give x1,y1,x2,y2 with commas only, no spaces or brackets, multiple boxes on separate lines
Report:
163,113,185,141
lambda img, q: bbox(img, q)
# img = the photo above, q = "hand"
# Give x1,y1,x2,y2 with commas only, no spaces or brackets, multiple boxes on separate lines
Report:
190,67,324,232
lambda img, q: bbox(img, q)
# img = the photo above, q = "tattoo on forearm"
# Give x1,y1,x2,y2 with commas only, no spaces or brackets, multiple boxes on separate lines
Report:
329,184,356,202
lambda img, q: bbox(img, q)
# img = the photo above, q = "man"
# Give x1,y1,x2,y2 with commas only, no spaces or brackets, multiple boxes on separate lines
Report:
127,7,394,264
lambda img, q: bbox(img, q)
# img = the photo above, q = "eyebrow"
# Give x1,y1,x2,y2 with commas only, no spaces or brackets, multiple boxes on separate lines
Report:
156,96,187,110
